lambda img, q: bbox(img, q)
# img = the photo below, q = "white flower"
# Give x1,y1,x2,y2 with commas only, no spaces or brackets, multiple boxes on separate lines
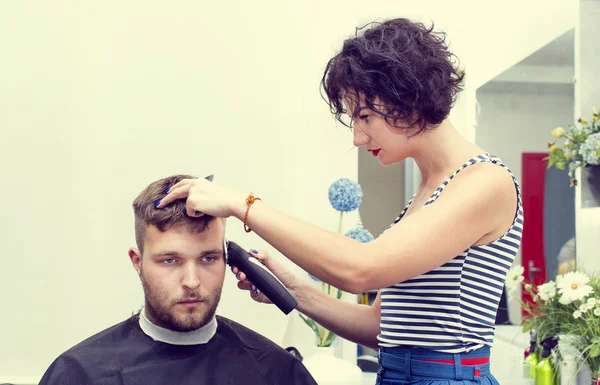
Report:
579,303,590,313
537,281,557,301
594,308,600,317
505,265,524,292
557,271,594,305
585,303,595,312
574,310,582,319
587,298,598,306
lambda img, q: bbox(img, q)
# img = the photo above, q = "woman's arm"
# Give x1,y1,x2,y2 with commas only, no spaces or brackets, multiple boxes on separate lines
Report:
231,163,517,293
291,280,382,350
234,250,381,349
159,163,516,293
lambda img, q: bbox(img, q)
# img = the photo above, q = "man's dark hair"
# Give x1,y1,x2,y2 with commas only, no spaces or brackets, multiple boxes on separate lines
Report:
132,174,216,253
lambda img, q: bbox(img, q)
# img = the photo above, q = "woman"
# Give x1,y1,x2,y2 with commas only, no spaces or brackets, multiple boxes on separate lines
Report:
157,18,522,385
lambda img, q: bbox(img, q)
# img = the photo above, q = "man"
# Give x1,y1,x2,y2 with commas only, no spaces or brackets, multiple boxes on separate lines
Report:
39,174,317,385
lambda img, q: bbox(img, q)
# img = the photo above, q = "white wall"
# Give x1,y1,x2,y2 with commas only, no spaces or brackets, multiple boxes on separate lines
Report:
0,0,578,381
0,1,360,380
358,147,405,237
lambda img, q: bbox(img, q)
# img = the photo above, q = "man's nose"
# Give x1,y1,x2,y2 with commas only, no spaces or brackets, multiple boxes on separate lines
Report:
181,263,201,290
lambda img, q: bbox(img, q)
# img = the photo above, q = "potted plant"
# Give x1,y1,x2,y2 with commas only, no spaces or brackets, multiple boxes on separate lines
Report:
299,177,373,385
547,107,600,190
300,177,374,346
506,266,600,384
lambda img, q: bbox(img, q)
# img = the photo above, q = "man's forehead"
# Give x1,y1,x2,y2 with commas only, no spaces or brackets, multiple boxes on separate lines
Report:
144,223,225,248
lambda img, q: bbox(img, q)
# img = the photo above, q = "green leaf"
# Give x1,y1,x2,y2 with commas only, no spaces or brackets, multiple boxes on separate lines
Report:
522,319,535,332
554,148,566,159
322,331,337,347
299,313,321,339
591,342,600,358
548,157,557,169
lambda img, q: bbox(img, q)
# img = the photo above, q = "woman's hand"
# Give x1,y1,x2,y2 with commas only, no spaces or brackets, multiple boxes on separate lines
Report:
155,177,246,218
231,249,299,304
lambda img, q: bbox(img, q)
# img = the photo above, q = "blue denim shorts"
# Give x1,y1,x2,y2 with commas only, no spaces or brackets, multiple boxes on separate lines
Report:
375,346,500,385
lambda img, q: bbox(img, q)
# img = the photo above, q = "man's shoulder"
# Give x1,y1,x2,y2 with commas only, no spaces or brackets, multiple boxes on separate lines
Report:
216,315,285,344
39,315,142,385
216,316,317,385
216,315,287,351
66,315,140,353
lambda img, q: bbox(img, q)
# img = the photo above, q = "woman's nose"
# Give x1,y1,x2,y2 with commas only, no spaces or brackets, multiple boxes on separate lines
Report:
353,125,369,147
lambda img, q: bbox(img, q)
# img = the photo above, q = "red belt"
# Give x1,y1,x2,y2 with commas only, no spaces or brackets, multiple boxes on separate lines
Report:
420,357,489,376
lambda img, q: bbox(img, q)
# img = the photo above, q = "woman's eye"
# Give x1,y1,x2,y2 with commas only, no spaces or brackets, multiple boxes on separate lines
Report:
360,114,370,121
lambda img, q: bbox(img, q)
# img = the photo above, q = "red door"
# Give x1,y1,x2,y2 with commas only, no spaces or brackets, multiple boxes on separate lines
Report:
520,153,548,314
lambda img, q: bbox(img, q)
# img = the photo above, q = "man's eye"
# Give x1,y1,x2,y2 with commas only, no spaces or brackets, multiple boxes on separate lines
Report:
203,256,215,263
163,258,176,264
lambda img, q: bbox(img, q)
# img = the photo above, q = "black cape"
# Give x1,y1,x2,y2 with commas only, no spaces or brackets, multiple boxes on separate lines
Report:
39,315,317,385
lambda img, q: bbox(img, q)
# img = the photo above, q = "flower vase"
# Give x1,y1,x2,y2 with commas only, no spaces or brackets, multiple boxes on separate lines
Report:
302,346,363,385
586,166,600,203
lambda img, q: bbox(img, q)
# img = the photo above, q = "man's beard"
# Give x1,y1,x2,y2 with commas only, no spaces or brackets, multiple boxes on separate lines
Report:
141,273,222,332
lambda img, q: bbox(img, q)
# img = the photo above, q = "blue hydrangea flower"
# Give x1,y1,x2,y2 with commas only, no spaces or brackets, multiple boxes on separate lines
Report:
580,133,600,165
345,228,374,243
328,178,363,212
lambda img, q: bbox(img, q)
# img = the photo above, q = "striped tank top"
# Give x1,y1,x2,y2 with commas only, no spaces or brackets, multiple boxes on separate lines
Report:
377,154,523,353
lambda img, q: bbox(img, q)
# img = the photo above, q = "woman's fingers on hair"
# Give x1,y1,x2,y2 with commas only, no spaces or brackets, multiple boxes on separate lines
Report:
165,179,189,192
186,205,205,218
156,183,192,208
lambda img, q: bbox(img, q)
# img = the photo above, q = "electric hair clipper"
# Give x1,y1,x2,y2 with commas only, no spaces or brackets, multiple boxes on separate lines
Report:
226,241,298,315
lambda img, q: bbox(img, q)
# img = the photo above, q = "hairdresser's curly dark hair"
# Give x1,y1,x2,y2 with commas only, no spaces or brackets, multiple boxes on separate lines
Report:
321,18,465,135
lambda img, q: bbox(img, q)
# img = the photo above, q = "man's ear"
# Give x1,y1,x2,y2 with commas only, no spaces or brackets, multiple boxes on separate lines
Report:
128,248,142,275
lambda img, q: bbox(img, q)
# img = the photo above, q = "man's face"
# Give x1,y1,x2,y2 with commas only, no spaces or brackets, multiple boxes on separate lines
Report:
129,220,226,332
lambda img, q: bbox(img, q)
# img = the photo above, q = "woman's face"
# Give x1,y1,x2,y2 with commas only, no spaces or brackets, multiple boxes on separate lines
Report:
347,98,414,167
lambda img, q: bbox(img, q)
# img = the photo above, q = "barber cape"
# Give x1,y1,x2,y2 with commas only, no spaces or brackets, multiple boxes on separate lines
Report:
38,314,317,385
